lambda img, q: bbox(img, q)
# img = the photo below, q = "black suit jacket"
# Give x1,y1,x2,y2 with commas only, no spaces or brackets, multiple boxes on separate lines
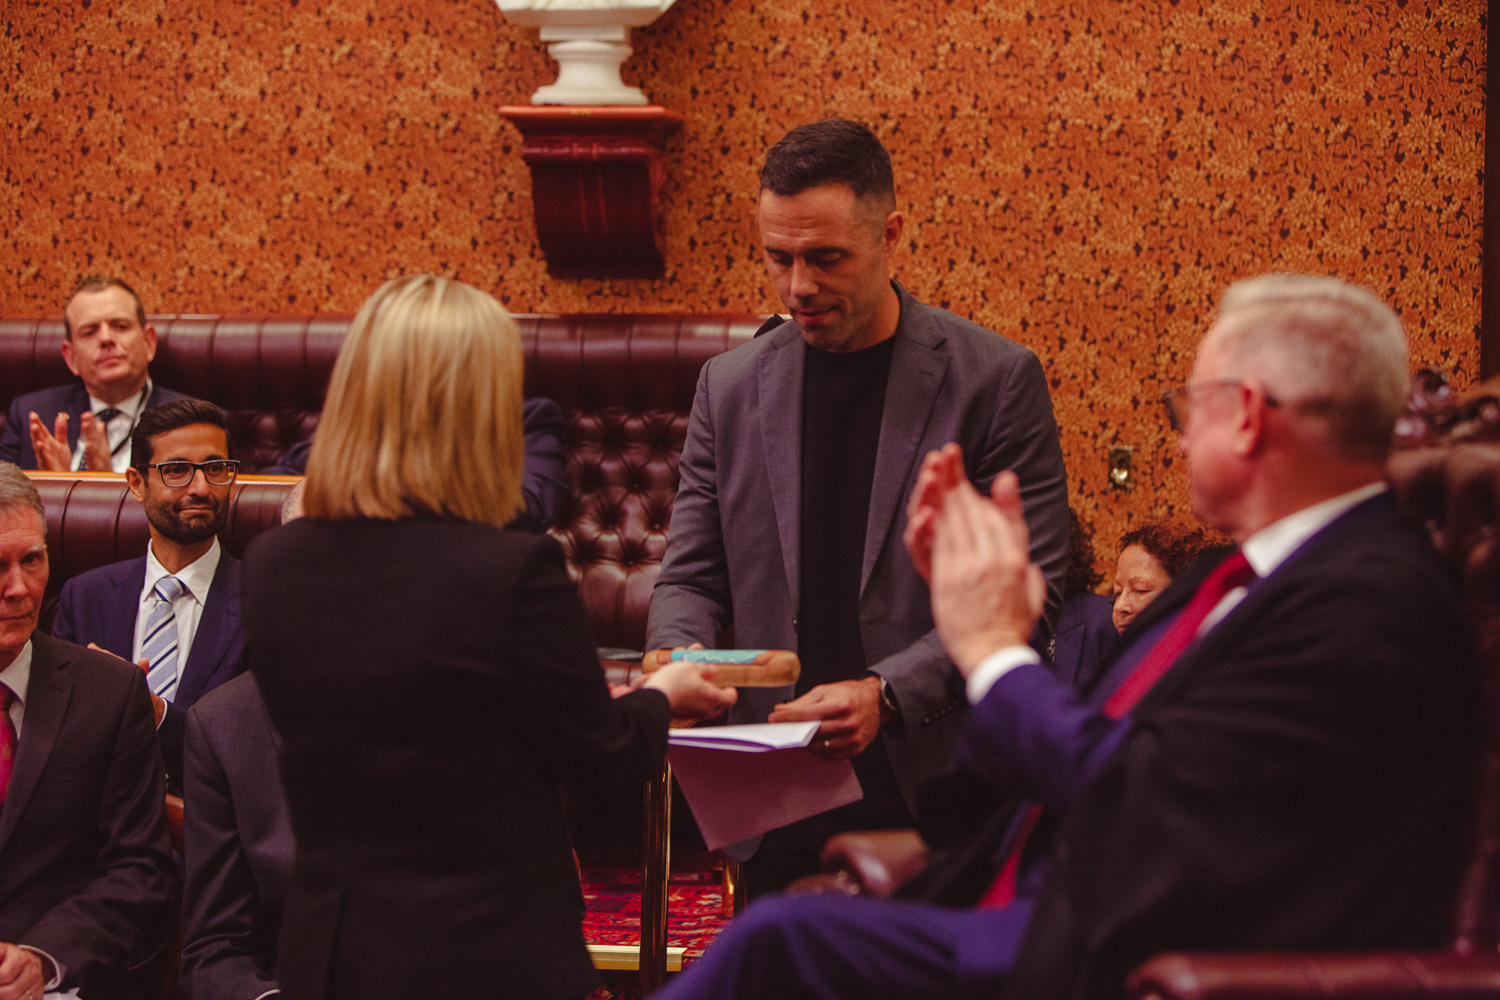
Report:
179,673,291,1000
0,382,188,469
51,551,246,793
0,633,179,998
918,496,1480,999
245,517,672,1000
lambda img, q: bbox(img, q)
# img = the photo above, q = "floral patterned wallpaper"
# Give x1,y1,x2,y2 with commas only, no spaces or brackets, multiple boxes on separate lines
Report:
0,0,1484,567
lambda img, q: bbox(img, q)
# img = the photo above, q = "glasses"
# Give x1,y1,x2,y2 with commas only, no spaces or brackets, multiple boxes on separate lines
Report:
1160,379,1280,432
141,460,240,487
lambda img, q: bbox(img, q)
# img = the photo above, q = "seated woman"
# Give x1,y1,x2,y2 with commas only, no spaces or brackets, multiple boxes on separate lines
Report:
1049,509,1116,687
245,274,735,1000
1055,517,1215,690
1111,520,1215,632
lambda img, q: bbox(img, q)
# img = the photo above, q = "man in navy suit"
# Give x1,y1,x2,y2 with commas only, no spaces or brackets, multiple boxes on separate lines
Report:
0,275,187,472
657,276,1480,1000
52,398,245,794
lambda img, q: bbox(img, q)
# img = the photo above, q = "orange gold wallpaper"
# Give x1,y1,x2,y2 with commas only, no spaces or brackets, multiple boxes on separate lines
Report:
0,0,1485,572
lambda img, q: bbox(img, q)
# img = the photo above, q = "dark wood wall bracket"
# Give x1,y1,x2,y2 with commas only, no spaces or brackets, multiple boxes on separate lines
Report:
499,106,683,279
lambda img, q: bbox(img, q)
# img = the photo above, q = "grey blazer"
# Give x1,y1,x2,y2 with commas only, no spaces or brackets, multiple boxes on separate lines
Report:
646,282,1070,816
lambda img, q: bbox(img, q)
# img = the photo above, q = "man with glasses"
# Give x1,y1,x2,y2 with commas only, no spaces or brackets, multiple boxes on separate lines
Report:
52,399,246,793
657,275,1480,1000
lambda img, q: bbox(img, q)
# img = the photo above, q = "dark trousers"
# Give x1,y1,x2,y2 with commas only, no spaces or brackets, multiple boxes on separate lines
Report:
653,892,1031,1000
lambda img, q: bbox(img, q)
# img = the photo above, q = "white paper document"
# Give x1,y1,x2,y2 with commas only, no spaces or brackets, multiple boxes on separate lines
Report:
667,723,864,852
667,721,821,752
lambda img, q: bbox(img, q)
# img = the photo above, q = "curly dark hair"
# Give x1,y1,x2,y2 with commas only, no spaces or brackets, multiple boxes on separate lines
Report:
1118,520,1216,578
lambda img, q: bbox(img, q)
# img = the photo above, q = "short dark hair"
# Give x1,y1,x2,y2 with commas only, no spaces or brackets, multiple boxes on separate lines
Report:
759,118,896,208
1119,520,1217,579
64,275,147,339
130,399,231,469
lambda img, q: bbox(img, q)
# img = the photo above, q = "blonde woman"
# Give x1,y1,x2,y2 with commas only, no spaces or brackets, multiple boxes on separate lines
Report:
245,275,734,1000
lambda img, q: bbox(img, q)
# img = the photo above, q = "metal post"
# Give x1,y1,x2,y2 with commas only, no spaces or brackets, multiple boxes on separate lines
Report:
640,758,672,993
721,857,746,918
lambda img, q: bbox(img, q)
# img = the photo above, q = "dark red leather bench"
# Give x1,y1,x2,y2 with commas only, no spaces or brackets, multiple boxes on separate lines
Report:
7,312,765,993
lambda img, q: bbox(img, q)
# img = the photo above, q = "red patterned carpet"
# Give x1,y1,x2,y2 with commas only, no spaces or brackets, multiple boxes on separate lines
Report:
582,853,729,999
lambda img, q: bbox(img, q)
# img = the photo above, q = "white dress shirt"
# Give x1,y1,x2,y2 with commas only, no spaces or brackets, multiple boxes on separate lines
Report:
0,640,31,735
69,380,152,474
133,538,222,712
965,482,1390,704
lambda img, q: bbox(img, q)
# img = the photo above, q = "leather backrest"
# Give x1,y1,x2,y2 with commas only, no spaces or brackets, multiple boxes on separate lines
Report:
8,313,762,651
28,474,297,630
1390,378,1500,953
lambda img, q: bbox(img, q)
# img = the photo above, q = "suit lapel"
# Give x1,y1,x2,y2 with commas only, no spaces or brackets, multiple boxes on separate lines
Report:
103,558,148,662
178,556,241,705
758,324,807,608
63,384,89,452
0,636,73,851
862,297,948,595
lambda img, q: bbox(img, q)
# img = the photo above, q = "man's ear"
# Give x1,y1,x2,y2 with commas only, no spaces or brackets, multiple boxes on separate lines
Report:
60,339,80,378
1232,380,1271,457
142,324,158,364
880,209,905,261
126,467,147,503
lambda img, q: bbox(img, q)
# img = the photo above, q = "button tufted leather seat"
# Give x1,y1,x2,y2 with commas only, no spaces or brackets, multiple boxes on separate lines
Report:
3,313,762,653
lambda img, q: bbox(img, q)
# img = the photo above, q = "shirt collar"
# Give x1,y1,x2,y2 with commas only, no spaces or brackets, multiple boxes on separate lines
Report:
144,537,222,605
87,377,152,421
0,640,32,709
1240,481,1388,579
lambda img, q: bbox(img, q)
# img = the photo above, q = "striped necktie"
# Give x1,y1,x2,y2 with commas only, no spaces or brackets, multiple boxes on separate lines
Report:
142,576,186,702
978,551,1257,909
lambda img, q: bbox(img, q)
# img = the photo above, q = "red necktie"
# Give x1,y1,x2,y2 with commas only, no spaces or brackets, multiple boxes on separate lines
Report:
978,551,1256,908
0,688,16,810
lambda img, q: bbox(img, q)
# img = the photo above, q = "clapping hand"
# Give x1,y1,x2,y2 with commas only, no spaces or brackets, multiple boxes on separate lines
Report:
906,445,1045,676
26,412,71,471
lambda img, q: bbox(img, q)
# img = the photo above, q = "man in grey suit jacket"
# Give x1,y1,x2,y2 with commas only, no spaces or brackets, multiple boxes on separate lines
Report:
646,119,1070,893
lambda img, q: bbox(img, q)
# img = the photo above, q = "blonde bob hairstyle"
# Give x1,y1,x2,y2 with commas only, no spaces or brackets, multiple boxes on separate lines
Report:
303,275,526,529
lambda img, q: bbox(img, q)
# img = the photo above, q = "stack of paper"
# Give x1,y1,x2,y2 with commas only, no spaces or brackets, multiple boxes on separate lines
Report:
667,722,864,852
668,721,821,751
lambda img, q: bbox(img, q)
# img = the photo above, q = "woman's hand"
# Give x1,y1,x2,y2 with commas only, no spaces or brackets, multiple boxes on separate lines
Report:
640,661,737,723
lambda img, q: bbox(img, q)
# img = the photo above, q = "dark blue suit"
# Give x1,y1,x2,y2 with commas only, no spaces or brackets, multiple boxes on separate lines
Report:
50,552,246,793
658,495,1479,1000
0,381,188,469
1050,591,1117,690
